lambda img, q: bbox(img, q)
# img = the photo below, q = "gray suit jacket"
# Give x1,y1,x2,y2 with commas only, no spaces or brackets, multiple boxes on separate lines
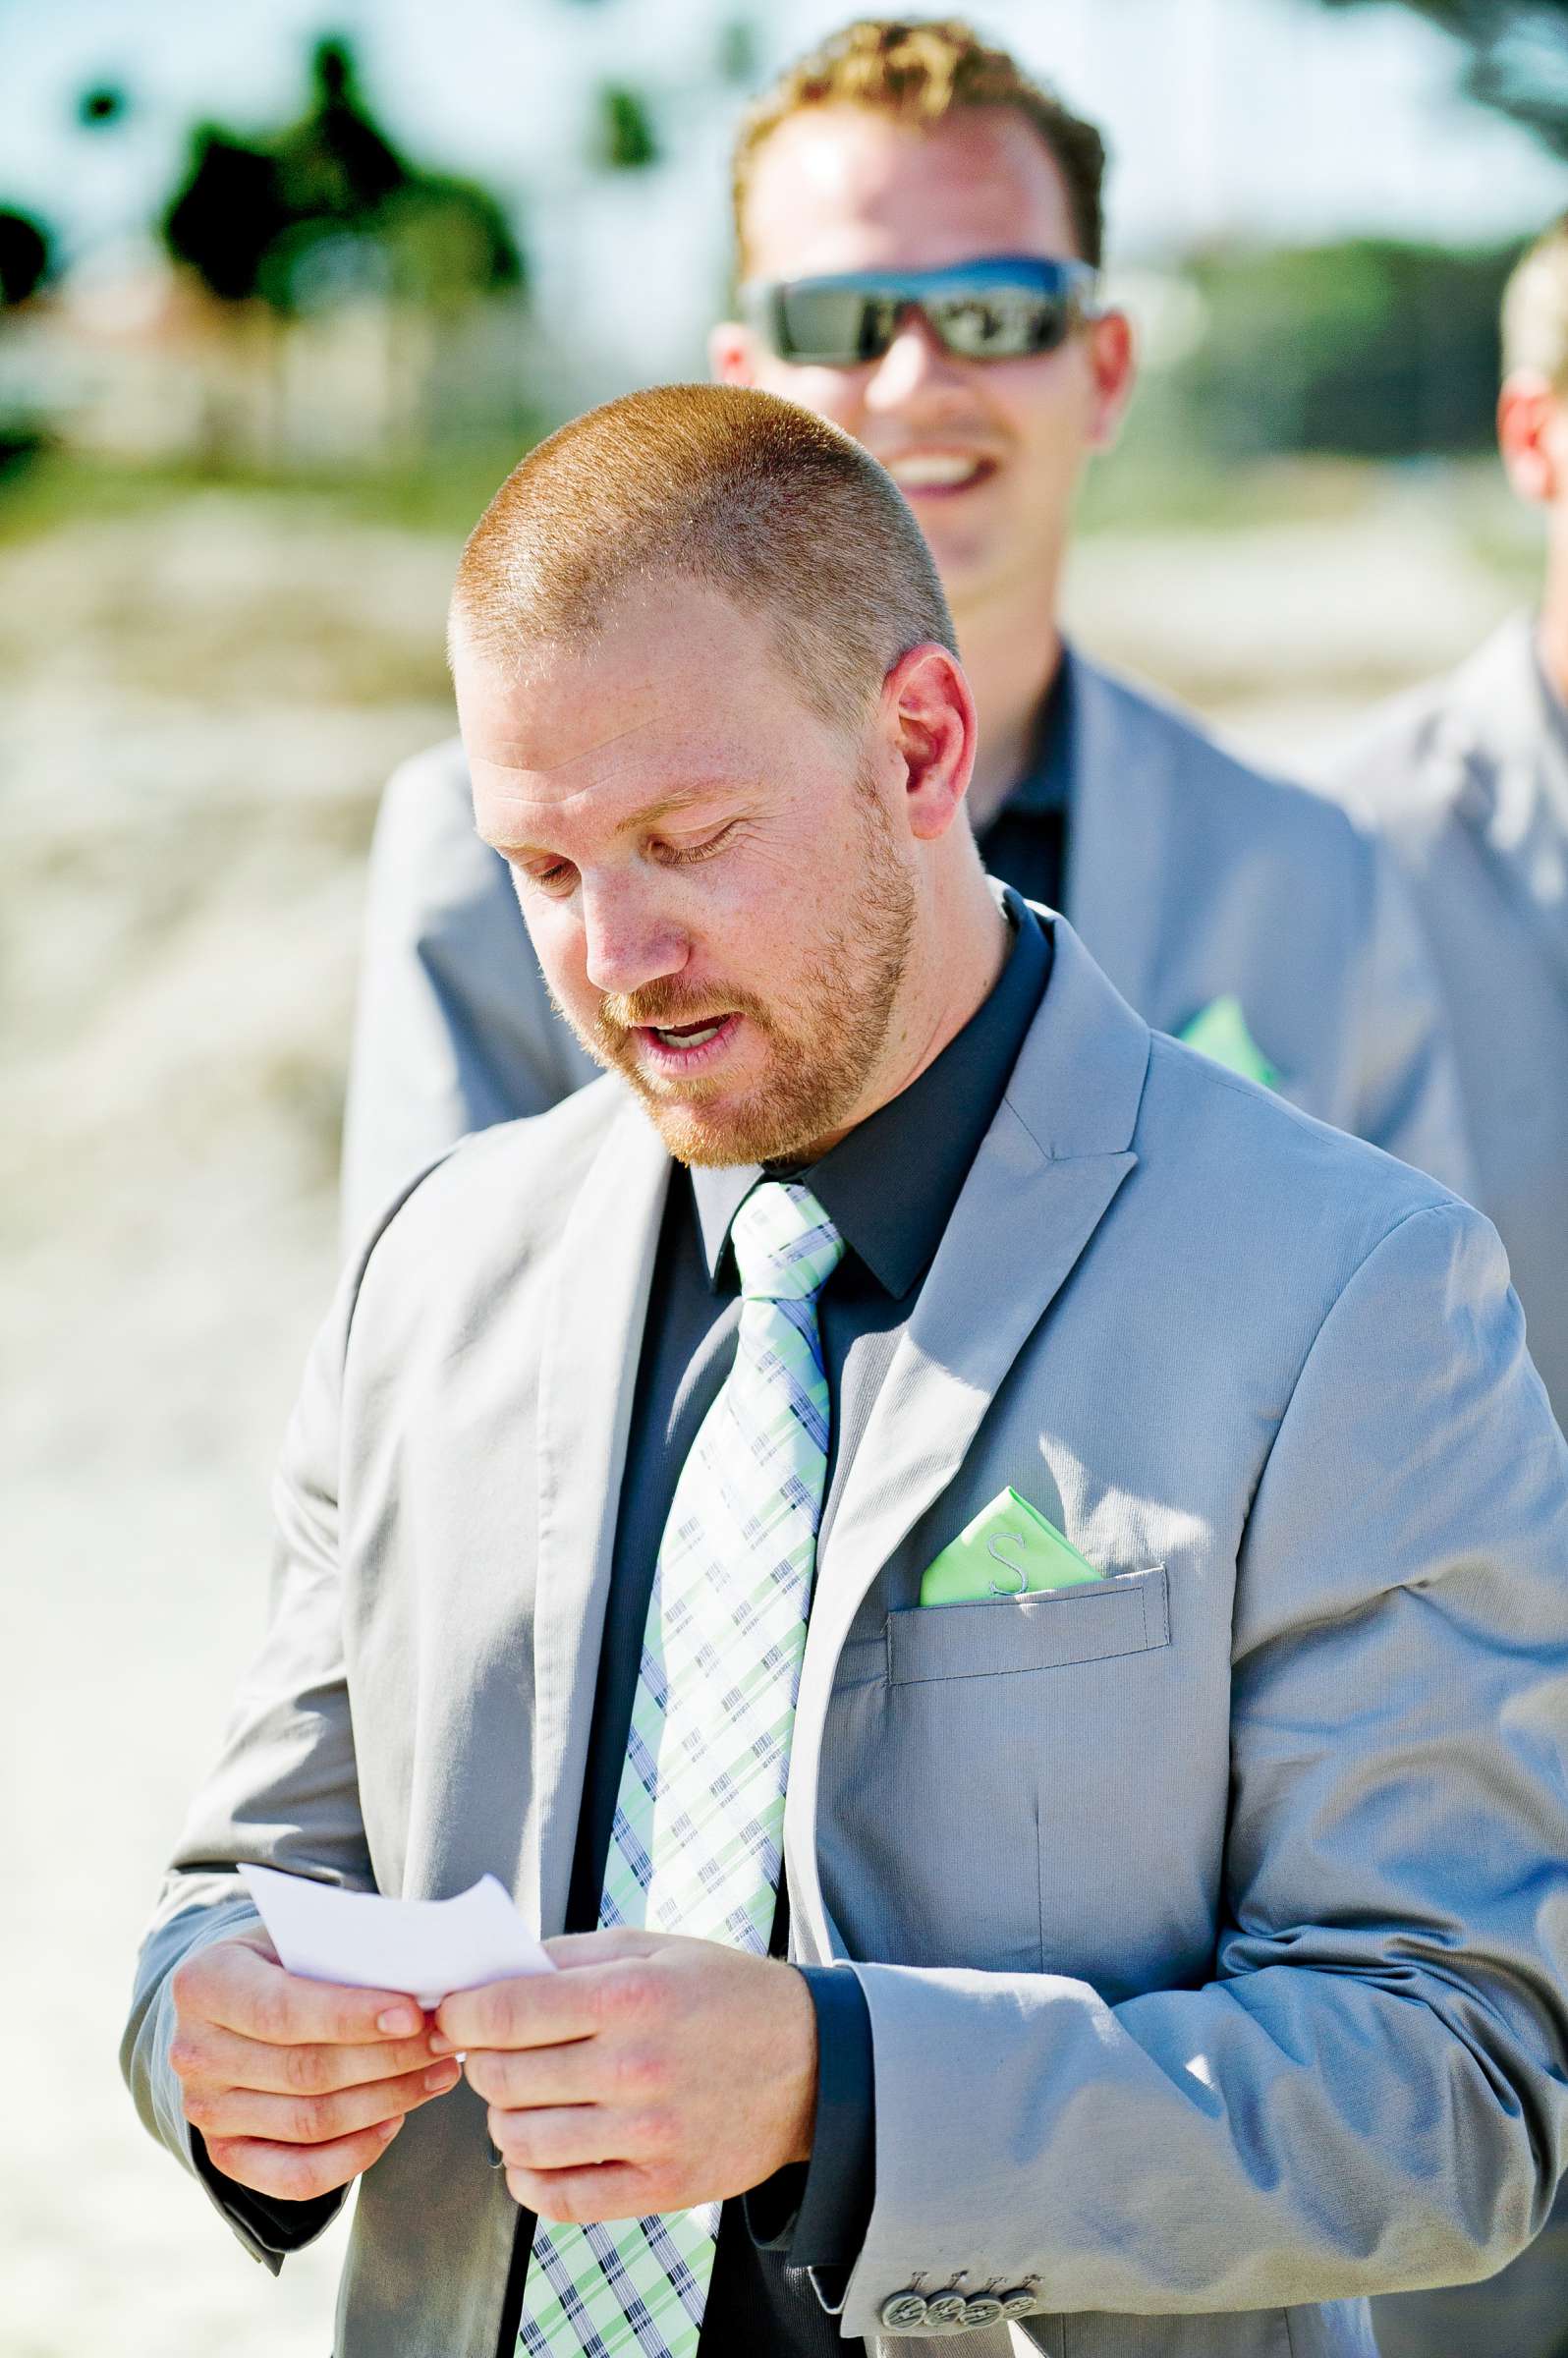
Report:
1333,614,1568,1429
339,650,1472,1236
127,919,1568,2358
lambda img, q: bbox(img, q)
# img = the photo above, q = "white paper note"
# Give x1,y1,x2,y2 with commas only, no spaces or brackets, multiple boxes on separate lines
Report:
241,1867,556,2008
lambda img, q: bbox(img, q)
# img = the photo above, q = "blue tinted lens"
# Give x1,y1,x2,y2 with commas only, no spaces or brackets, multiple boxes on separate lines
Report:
752,258,1092,365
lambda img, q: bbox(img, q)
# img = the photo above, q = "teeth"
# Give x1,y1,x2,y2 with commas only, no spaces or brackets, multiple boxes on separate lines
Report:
654,1021,725,1048
887,453,984,488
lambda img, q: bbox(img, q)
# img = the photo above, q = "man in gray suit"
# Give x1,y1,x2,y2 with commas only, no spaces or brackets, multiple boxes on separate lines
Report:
1335,214,1568,1437
341,17,1467,1236
128,388,1568,2358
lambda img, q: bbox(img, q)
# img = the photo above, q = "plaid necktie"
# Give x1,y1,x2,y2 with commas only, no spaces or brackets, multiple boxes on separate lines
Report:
518,1180,846,2358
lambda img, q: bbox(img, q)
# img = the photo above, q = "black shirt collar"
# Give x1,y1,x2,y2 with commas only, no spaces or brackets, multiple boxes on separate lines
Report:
691,889,1052,1302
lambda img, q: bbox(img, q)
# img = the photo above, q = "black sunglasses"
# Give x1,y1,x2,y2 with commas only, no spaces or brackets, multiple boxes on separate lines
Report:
740,254,1098,367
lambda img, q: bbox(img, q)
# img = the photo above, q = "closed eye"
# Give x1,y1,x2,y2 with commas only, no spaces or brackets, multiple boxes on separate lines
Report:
519,858,577,896
652,822,737,866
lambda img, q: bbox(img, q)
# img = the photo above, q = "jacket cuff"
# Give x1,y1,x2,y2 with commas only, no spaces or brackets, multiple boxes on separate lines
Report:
744,1962,875,2297
192,2129,345,2259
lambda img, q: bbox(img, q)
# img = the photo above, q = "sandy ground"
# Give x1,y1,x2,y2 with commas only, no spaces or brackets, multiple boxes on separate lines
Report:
0,464,1530,2357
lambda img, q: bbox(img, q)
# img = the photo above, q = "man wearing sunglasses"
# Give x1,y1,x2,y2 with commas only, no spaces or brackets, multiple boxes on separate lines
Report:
341,19,1467,1232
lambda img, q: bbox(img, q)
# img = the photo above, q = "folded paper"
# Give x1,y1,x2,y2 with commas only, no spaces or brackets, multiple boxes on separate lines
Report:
240,1866,555,2008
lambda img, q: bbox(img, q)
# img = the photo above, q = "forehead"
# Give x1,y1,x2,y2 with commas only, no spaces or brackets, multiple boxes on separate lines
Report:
741,104,1078,281
454,584,829,839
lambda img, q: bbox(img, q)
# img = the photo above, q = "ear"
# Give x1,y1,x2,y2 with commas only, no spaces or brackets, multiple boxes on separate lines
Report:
1085,308,1136,453
878,643,979,843
1498,369,1563,506
710,320,760,387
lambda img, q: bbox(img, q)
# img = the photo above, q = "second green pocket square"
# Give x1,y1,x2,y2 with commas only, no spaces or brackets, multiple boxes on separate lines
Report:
920,1487,1101,1605
1178,994,1281,1092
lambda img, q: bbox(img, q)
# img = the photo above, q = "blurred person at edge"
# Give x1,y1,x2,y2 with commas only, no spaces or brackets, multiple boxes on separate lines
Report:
339,17,1472,1235
1333,219,1568,1446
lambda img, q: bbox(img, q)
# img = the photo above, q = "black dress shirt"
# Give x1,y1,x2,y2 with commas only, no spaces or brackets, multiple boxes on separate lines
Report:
489,896,1053,2356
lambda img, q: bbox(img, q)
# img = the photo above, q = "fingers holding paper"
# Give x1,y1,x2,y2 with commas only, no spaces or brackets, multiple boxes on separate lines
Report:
169,1930,461,2201
436,1929,818,2224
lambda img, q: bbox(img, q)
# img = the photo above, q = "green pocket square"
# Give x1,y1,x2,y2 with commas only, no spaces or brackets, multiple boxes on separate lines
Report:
1178,995,1281,1091
920,1487,1102,1606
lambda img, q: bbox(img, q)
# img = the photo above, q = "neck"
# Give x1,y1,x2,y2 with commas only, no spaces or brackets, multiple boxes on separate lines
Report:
952,576,1063,830
880,858,1013,1104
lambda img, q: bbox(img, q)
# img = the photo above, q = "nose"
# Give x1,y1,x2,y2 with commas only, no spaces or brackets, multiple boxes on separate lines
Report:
579,870,689,1001
863,307,971,413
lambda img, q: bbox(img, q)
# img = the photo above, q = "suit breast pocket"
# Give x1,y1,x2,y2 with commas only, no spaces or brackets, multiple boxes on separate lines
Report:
885,1567,1170,1685
818,1570,1173,1981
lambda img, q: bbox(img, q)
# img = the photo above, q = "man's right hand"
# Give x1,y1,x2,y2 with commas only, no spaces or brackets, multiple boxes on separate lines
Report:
169,1930,461,2202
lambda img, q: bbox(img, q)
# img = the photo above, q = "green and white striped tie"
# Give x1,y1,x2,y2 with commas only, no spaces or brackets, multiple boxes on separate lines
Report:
518,1180,845,2358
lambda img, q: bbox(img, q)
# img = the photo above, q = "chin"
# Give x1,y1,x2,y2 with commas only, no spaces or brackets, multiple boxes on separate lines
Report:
644,1085,839,1171
921,529,1008,602
649,1103,773,1169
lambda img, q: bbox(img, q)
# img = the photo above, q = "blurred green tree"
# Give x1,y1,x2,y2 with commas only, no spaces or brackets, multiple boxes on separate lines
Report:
164,128,288,303
597,84,660,171
715,18,762,86
1172,239,1512,460
77,84,129,129
0,207,54,308
1318,1,1568,156
159,34,524,314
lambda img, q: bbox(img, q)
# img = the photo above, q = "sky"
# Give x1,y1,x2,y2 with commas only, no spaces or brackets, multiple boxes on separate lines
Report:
4,0,1567,378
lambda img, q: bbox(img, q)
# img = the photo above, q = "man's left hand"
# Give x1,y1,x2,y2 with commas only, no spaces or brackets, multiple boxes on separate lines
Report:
433,1930,818,2223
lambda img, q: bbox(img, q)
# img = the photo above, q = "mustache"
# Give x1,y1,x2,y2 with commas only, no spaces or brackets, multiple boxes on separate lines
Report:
596,980,771,1038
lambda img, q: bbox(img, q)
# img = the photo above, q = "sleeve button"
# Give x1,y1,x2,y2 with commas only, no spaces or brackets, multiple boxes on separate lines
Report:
877,2291,929,2330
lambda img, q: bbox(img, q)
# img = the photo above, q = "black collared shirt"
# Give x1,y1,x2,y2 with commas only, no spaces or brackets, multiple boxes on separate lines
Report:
502,896,1053,2356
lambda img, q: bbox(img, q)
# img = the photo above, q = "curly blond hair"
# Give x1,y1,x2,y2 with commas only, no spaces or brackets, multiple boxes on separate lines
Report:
731,18,1107,272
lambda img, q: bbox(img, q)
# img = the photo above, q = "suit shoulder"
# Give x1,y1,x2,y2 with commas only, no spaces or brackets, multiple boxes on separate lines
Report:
1329,678,1470,834
373,734,490,869
1139,1027,1460,1266
1090,661,1368,859
367,732,514,921
1328,617,1540,833
360,1076,624,1277
380,733,474,818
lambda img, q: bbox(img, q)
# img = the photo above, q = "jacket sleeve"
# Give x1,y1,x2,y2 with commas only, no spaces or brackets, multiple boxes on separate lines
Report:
1348,828,1476,1198
835,1200,1568,2336
120,1220,392,2267
339,743,590,1243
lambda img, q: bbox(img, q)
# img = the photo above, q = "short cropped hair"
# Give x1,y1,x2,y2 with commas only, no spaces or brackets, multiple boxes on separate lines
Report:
731,18,1107,272
450,383,956,732
1502,215,1568,389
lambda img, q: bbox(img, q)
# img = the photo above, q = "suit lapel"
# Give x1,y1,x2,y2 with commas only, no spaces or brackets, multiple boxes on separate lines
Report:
784,923,1149,1959
528,1101,671,1935
1060,648,1174,1023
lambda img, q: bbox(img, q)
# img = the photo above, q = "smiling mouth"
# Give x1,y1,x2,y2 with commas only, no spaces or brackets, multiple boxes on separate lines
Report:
883,451,996,494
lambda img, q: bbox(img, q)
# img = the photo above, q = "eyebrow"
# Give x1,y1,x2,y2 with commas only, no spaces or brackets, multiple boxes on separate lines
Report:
478,777,741,858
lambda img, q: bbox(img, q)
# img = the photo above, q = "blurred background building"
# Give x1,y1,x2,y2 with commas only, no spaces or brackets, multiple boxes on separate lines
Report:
3,4,1566,2352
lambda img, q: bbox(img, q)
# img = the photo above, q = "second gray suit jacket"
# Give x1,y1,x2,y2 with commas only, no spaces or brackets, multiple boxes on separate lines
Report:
1334,613,1568,1428
340,649,1471,1234
127,919,1568,2358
